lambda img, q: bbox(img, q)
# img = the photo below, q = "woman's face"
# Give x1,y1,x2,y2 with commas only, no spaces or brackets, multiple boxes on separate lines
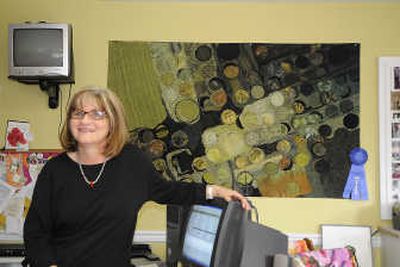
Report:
69,98,110,149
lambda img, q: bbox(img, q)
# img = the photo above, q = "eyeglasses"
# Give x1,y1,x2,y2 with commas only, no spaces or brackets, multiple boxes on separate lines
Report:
71,109,107,120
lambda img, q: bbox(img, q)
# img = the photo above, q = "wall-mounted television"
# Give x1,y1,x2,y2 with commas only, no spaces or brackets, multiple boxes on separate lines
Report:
8,23,72,80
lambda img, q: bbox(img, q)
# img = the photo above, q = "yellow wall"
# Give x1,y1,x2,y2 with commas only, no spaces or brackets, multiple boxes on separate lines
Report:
1,0,399,263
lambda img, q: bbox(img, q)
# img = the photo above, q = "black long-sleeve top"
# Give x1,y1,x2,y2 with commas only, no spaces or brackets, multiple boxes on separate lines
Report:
24,144,207,267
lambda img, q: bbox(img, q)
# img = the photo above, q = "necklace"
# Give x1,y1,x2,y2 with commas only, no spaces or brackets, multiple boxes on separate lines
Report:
78,160,107,189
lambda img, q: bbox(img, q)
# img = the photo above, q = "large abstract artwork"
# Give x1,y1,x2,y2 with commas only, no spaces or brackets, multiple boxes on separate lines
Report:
108,42,360,198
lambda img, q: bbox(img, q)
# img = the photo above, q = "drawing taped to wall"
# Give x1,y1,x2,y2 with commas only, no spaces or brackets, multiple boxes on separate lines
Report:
0,151,59,237
108,42,360,198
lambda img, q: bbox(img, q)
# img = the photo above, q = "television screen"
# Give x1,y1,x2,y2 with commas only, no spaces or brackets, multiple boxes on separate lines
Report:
8,23,72,79
13,29,63,67
181,205,223,267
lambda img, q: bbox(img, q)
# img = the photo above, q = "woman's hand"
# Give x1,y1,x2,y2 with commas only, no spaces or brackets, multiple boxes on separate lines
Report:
209,185,251,210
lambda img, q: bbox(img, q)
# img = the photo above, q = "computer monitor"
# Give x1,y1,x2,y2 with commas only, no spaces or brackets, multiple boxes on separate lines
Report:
181,199,245,267
180,200,288,267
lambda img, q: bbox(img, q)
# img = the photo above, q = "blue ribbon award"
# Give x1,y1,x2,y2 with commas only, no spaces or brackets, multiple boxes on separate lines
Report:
342,147,368,200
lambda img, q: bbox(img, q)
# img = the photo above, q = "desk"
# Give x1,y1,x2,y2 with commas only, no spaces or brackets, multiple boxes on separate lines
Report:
130,257,165,267
0,257,165,267
379,226,400,267
0,243,164,266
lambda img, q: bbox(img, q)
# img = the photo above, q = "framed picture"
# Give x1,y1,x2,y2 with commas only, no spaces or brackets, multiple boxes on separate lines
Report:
321,224,373,267
379,57,400,219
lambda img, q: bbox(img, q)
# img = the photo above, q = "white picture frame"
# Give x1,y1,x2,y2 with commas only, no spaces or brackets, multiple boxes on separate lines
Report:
379,57,400,219
321,224,373,267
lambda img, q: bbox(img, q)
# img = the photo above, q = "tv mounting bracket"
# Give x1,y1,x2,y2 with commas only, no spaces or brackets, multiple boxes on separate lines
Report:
39,80,61,109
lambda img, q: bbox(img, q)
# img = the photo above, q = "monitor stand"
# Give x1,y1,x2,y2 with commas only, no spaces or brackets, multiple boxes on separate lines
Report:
240,222,288,267
166,205,190,267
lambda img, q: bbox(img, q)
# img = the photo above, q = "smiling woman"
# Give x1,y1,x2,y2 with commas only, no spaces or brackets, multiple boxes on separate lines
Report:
23,86,250,267
60,88,128,160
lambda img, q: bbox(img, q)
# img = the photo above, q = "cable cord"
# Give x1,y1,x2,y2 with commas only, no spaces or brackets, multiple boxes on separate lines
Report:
58,87,63,135
66,83,72,108
247,199,259,223
58,84,73,136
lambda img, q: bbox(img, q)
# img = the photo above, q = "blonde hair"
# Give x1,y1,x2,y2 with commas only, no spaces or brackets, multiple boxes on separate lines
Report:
60,86,128,158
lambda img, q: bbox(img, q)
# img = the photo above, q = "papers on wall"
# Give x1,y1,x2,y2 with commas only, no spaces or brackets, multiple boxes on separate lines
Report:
4,195,24,235
0,183,14,214
0,151,59,238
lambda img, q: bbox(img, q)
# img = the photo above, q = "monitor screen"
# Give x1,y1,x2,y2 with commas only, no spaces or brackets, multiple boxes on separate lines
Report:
179,201,288,267
8,23,72,79
13,29,63,67
181,205,223,267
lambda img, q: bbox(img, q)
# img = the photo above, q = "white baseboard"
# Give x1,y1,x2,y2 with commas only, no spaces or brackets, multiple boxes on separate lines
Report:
133,230,166,243
133,231,381,248
0,230,381,248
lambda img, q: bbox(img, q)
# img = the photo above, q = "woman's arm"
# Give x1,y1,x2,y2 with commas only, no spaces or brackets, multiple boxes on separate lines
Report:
142,150,250,209
148,170,207,205
24,164,58,266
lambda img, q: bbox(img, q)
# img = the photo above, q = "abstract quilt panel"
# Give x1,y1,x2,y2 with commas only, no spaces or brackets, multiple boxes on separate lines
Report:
108,42,360,198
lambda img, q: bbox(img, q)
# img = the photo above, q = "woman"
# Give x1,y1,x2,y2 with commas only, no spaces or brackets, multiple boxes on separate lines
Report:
24,87,250,267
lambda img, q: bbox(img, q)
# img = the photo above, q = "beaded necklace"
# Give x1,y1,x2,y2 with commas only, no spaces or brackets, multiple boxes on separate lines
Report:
78,160,107,189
